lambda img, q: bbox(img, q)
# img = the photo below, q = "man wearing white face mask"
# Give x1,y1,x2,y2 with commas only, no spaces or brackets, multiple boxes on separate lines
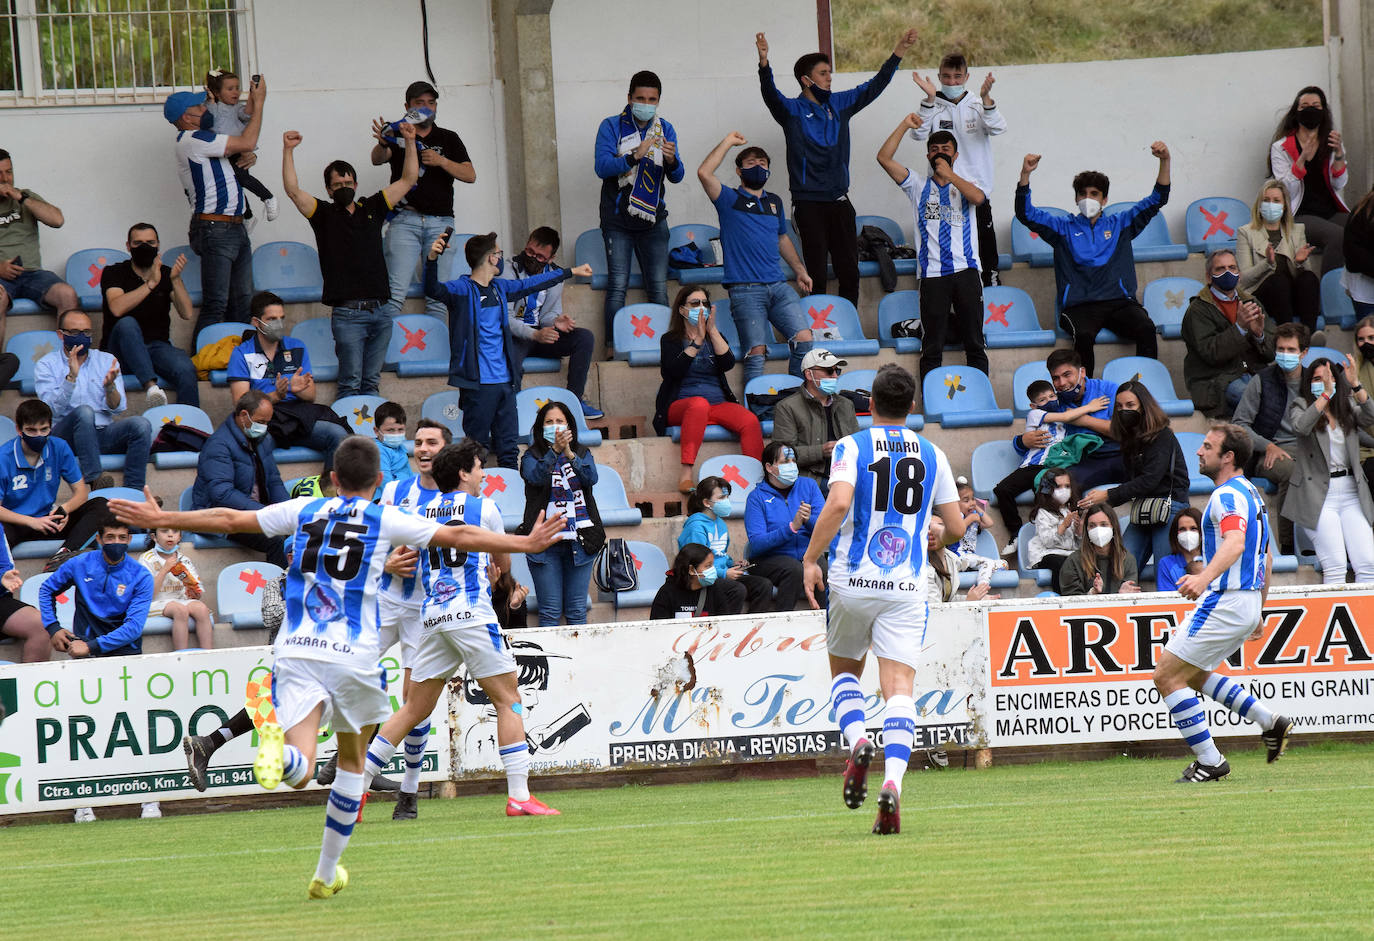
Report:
1015,144,1171,377
744,441,827,610
191,389,288,567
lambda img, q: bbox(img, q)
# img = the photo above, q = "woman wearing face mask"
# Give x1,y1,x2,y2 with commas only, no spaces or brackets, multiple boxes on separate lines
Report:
1284,356,1374,583
1059,507,1140,597
1078,381,1189,572
678,476,774,613
654,285,763,493
1155,508,1204,593
1344,189,1374,319
650,544,746,619
1352,316,1374,493
743,441,827,610
1268,85,1348,273
1027,469,1082,593
926,516,998,602
518,401,605,626
1235,180,1320,332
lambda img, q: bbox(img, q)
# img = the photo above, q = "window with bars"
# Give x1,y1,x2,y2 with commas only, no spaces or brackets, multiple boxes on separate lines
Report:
0,0,251,106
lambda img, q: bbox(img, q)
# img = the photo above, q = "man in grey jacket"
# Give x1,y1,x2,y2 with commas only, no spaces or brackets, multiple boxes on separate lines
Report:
771,348,860,491
507,227,603,419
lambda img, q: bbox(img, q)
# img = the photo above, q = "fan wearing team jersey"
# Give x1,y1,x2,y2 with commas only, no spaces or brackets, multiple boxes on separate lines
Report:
877,114,988,383
802,364,964,835
108,437,566,899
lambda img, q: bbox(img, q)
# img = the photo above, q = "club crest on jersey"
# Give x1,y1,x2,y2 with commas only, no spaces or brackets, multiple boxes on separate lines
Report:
431,576,460,606
305,584,343,628
867,526,912,571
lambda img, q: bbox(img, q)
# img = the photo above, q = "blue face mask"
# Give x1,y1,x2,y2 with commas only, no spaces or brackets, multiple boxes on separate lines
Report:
1212,270,1240,292
696,565,718,586
776,462,798,486
807,84,831,105
154,543,178,556
1259,202,1284,223
199,110,214,131
542,423,567,444
818,377,839,396
1311,382,1328,399
711,498,733,518
490,254,504,276
940,83,966,99
21,433,46,452
102,542,129,563
740,165,770,188
631,102,657,123
62,333,88,353
686,307,701,325
382,433,406,447
1275,352,1301,371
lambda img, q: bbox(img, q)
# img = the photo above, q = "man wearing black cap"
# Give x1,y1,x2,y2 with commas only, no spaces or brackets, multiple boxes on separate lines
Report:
370,80,475,322
164,78,267,339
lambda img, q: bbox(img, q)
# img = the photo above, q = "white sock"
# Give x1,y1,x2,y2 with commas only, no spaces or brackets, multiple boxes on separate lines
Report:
282,745,311,788
830,673,868,752
880,695,917,796
402,722,430,793
1164,688,1224,765
315,770,363,885
364,735,397,789
500,741,531,802
1201,674,1275,730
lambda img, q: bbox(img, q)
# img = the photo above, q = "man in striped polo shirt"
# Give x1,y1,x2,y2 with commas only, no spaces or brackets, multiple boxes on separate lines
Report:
164,78,267,339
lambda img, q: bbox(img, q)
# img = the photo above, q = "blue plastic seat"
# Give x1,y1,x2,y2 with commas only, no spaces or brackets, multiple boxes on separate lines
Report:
65,248,130,311
1172,432,1214,495
195,322,254,380
421,390,464,437
613,541,669,609
710,296,745,358
388,314,449,376
480,467,525,530
0,415,14,441
516,386,602,445
592,465,643,526
574,228,641,290
856,214,918,276
21,573,73,626
1016,523,1054,588
744,373,801,435
1303,346,1347,368
877,290,921,354
333,394,388,434
439,234,480,282
217,561,283,631
251,241,323,303
613,303,671,367
1185,197,1250,253
161,244,203,305
1142,276,1202,339
144,405,214,469
7,330,59,395
922,366,1013,428
696,455,762,519
1101,356,1194,417
792,294,879,357
1321,268,1357,330
89,486,146,504
1010,362,1053,418
1009,207,1069,267
287,317,339,383
970,439,1028,503
956,530,1021,591
11,538,64,561
508,550,595,613
522,357,561,374
981,286,1054,348
1104,202,1189,262
179,485,235,549
667,223,723,285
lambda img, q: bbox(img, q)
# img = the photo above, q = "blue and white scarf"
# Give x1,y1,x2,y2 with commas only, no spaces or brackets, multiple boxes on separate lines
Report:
547,457,592,540
617,106,665,224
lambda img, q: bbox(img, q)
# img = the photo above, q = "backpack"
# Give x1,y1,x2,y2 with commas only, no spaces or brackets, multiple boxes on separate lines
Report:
890,318,923,340
669,242,706,269
149,421,211,454
856,224,898,293
593,537,639,593
746,389,790,423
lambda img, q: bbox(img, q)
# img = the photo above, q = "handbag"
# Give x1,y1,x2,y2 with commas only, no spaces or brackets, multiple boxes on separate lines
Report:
1128,447,1176,526
593,537,639,593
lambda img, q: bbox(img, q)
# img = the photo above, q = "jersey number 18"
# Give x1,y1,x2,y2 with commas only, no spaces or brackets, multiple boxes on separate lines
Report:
867,455,925,513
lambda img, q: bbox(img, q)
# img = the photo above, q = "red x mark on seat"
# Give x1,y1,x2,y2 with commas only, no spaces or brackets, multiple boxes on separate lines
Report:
985,302,1012,327
808,304,835,330
57,591,69,605
631,553,643,570
1199,206,1234,240
720,463,749,491
631,314,655,338
239,568,267,594
483,475,507,498
399,322,427,353
86,258,107,288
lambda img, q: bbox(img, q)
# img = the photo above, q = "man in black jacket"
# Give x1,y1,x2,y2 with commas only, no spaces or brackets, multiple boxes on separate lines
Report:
1231,321,1306,552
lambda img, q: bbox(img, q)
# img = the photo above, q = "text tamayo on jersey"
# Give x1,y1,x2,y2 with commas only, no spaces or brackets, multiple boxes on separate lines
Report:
416,491,504,628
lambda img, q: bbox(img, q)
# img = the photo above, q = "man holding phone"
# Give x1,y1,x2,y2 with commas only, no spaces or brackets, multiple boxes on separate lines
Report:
0,149,79,345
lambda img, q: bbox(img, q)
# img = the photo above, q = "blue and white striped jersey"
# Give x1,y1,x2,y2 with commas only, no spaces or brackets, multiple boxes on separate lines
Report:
900,170,978,279
1202,475,1269,593
417,491,504,629
377,475,445,604
257,496,440,666
174,130,245,216
827,426,958,600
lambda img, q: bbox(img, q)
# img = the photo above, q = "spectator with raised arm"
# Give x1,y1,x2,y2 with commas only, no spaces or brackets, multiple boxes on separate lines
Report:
1235,180,1320,333
771,348,860,493
1269,86,1348,274
594,70,684,352
1014,144,1170,376
1181,248,1276,416
100,222,198,407
282,125,418,398
371,80,476,323
0,148,78,336
696,131,813,385
744,441,826,611
192,389,288,567
910,52,1007,286
756,28,918,305
34,310,151,492
164,77,266,336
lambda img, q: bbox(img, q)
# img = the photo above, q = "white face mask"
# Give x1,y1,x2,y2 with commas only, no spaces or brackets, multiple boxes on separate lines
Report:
1078,197,1102,219
1052,487,1071,505
1177,530,1200,552
1088,525,1113,548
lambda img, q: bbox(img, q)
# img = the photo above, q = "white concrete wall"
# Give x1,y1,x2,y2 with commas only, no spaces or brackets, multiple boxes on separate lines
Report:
5,0,508,272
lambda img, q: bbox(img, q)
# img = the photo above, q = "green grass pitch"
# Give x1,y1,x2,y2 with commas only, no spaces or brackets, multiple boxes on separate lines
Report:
6,743,1372,939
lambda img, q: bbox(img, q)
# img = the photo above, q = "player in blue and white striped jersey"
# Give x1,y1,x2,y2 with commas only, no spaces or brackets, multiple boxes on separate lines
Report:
109,436,563,898
877,112,988,384
803,365,964,835
364,439,561,818
1153,422,1292,783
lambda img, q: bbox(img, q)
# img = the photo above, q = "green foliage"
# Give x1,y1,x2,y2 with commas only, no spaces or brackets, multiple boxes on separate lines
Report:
834,0,1322,71
5,743,1374,937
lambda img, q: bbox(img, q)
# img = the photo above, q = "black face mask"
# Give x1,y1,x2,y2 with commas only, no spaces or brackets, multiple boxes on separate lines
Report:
130,243,158,268
513,251,535,273
330,187,355,206
1116,408,1142,430
929,152,953,171
1360,342,1374,363
1057,380,1083,408
1296,107,1323,129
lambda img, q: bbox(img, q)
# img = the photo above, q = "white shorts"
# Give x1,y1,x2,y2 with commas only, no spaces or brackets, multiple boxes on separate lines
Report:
826,589,930,670
409,606,516,684
377,594,423,667
1165,590,1261,671
271,656,391,735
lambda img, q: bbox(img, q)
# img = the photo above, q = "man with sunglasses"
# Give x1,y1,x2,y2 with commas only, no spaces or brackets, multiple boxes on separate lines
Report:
34,309,151,492
771,348,860,492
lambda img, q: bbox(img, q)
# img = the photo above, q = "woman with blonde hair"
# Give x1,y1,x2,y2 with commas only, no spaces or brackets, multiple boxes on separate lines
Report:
1235,179,1320,331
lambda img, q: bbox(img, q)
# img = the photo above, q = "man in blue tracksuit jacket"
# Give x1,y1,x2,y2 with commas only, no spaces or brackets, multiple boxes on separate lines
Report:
41,511,153,657
744,442,827,610
756,27,918,305
1014,142,1172,376
424,231,591,468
